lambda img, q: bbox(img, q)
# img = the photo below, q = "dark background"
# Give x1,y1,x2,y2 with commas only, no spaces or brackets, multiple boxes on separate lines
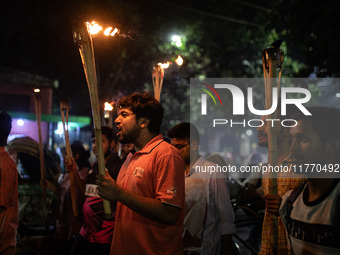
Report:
1,0,340,118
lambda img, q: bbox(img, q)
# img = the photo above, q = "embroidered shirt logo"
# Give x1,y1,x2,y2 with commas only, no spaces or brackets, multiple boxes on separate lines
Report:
133,167,144,178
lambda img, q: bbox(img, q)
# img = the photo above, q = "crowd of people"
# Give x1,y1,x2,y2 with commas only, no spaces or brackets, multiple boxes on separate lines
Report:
1,92,340,255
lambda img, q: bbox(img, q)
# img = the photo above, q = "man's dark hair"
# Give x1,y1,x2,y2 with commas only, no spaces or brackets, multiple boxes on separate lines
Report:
0,111,12,146
167,122,200,144
117,92,164,134
71,141,90,168
290,106,340,142
91,126,117,144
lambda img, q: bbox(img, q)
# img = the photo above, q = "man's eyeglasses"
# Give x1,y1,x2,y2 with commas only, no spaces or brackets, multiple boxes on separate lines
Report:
173,142,190,150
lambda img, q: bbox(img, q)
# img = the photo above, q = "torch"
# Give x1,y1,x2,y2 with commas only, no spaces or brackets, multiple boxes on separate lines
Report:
60,100,78,217
33,88,46,201
152,62,169,102
152,55,183,102
262,39,284,254
73,21,112,219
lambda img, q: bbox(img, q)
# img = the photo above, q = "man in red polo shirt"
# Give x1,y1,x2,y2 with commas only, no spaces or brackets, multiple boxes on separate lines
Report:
96,92,185,255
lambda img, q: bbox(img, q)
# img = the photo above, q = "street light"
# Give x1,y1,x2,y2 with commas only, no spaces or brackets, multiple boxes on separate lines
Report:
171,35,182,47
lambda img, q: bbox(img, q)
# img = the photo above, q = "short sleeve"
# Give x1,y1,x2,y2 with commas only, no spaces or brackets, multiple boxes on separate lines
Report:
154,154,185,208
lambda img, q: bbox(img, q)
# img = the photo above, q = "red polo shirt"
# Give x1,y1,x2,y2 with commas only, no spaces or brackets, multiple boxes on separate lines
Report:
0,147,18,255
111,135,185,255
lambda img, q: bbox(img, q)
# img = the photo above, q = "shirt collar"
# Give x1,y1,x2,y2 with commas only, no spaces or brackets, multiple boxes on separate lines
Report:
130,135,164,155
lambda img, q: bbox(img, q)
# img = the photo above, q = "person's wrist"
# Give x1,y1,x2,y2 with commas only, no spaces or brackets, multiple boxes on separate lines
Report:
116,185,124,202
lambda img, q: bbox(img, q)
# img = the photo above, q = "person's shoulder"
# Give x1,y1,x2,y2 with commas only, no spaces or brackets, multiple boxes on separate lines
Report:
157,140,182,157
0,149,16,166
282,189,294,204
202,159,218,167
280,183,306,211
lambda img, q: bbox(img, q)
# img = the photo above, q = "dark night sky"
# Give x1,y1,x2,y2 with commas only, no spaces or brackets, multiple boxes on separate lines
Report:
2,0,340,117
1,0,157,115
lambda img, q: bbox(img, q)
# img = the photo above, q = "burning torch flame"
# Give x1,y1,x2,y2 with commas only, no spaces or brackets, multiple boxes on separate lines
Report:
157,62,171,69
104,27,119,37
88,21,103,35
175,55,183,66
87,21,120,37
104,102,113,111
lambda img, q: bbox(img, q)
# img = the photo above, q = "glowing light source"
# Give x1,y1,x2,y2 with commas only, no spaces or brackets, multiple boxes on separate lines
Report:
175,55,183,66
88,21,103,34
104,102,113,111
157,62,171,69
104,27,119,36
34,88,40,93
171,35,182,47
17,119,24,126
87,21,119,37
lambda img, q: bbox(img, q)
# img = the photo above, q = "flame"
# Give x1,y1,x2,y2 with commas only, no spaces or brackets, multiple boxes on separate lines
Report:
88,21,103,35
104,27,113,36
110,28,119,36
104,27,119,36
175,55,183,66
104,102,113,111
157,62,171,69
87,22,120,37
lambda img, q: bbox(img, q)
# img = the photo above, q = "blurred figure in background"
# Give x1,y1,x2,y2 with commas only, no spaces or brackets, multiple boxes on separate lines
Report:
0,111,18,255
168,122,235,255
117,143,131,162
68,126,123,255
53,141,90,254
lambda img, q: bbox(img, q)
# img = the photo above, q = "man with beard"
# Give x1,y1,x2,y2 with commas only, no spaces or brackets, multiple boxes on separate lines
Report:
96,92,185,255
257,112,307,255
280,106,340,255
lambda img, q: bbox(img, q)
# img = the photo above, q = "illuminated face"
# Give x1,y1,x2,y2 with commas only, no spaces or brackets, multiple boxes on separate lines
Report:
115,108,140,144
288,119,325,165
170,138,191,165
92,134,111,158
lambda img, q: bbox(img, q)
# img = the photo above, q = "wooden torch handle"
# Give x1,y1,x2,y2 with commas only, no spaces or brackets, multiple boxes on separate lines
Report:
60,101,78,217
33,90,46,201
73,21,112,219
